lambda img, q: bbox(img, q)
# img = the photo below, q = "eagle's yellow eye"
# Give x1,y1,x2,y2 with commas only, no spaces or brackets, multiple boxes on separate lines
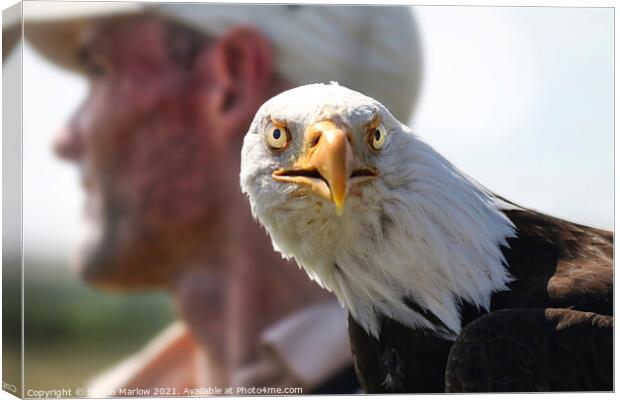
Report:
371,124,387,150
266,125,289,149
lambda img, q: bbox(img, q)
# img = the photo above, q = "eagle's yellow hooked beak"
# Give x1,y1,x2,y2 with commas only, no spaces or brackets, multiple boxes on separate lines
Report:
273,120,376,215
302,121,353,214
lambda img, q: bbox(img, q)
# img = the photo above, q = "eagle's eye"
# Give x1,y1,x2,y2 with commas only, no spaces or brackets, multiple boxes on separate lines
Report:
371,124,387,150
266,124,290,150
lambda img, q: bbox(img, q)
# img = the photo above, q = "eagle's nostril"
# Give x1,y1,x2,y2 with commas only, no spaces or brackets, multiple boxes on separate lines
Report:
311,133,322,148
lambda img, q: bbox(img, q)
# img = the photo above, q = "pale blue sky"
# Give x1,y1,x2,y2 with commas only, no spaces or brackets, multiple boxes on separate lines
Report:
413,7,613,227
17,6,613,259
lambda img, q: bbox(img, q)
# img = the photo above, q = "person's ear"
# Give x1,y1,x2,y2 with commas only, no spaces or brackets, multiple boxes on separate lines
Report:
194,27,274,141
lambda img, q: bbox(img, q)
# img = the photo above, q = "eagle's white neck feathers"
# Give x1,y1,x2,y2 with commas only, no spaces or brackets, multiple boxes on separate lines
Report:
240,84,517,339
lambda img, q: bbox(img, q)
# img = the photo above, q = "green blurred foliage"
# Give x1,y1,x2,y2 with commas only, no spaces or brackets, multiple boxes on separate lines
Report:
4,257,176,390
3,257,23,394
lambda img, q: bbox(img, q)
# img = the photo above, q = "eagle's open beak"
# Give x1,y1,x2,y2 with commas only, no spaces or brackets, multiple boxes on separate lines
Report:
273,120,377,215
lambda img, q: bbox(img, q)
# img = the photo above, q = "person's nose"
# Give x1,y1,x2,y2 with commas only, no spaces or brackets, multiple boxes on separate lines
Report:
54,122,83,162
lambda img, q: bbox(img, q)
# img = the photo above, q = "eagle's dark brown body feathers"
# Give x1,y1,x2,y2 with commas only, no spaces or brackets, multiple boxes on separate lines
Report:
348,206,613,393
446,308,612,391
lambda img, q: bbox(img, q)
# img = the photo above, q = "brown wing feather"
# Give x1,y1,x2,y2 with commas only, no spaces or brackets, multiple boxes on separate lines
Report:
489,207,613,316
445,308,613,392
450,207,614,392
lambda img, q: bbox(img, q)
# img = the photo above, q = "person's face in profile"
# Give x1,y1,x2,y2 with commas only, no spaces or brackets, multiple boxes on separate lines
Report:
55,15,229,288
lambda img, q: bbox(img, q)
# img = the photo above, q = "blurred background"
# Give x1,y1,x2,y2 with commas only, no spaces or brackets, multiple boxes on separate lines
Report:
4,4,613,392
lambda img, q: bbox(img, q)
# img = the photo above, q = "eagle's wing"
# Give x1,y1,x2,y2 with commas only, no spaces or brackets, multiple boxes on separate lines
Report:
445,308,613,392
448,205,613,393
490,207,613,316
348,206,614,394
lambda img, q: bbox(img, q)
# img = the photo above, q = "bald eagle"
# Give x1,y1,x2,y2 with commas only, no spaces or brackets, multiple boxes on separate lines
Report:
240,83,612,393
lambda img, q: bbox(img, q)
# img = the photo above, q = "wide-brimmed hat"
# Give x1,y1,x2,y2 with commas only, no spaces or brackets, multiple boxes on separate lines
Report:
6,1,423,120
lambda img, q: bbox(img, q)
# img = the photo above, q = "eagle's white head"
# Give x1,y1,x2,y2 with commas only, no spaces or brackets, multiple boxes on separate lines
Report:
240,83,516,339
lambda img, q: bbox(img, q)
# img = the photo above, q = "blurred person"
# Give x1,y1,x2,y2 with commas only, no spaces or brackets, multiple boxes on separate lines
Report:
15,2,421,394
